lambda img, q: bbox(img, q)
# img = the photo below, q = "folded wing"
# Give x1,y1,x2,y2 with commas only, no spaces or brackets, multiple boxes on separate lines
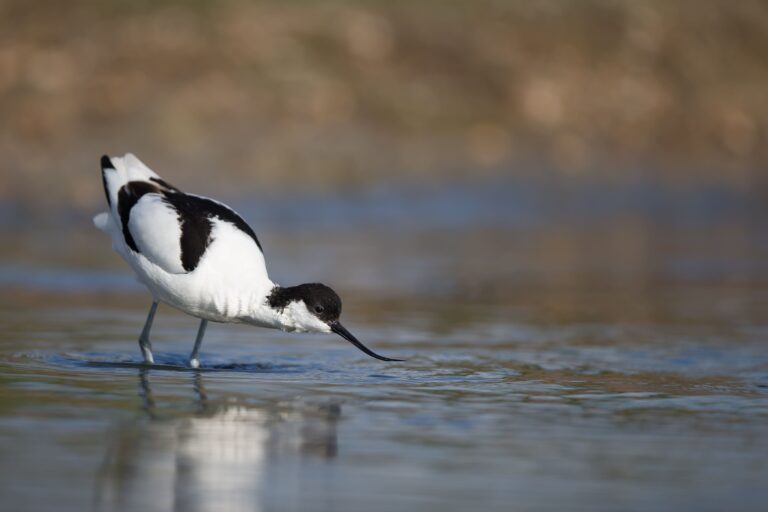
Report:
97,153,266,276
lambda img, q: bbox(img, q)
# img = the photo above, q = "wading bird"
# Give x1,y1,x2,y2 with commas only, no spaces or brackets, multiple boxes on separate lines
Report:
94,154,401,368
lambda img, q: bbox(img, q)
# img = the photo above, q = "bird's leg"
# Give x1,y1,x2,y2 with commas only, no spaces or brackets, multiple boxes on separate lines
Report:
138,301,158,364
189,319,208,369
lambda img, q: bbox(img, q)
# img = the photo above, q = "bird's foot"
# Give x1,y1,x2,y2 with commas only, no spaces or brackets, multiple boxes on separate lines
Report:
141,349,155,364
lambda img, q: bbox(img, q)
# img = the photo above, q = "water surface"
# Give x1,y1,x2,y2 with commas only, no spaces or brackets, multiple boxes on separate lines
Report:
1,183,767,511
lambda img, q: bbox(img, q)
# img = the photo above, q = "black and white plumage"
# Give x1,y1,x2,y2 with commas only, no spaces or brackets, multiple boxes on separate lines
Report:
94,153,400,367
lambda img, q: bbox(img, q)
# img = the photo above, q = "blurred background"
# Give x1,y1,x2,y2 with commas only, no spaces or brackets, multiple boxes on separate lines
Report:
2,2,768,511
2,0,768,215
2,0,767,293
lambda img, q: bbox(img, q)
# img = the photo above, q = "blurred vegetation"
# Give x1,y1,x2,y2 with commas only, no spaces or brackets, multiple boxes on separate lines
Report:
1,0,767,215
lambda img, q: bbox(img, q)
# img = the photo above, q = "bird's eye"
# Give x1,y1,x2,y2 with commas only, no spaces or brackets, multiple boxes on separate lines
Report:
314,305,325,314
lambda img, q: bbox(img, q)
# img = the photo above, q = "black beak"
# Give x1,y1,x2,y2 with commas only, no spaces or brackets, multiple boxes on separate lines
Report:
330,322,403,362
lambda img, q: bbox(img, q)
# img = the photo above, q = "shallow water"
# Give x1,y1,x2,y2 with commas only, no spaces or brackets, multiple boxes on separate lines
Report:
1,183,768,511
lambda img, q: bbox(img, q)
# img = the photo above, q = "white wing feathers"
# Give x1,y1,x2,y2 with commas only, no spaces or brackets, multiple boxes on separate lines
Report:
128,194,187,274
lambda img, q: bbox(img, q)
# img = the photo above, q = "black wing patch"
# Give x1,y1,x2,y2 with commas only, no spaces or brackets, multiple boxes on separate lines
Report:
159,194,213,272
149,176,182,193
100,155,115,207
117,181,164,252
115,176,262,272
161,193,263,272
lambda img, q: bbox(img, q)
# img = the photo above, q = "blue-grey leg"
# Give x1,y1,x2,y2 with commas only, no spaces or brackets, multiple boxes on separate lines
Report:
138,301,158,364
189,319,208,369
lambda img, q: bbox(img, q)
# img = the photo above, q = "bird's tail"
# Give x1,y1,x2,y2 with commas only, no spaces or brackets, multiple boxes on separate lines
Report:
100,153,180,211
92,211,115,234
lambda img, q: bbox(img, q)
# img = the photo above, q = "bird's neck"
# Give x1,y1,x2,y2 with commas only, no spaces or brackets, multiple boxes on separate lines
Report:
240,284,295,331
242,284,327,333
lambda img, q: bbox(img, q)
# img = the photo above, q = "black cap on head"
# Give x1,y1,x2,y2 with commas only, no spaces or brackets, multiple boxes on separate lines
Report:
268,283,341,323
267,283,403,362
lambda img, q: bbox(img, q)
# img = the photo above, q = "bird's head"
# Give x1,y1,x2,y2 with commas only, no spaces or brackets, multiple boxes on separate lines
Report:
268,283,402,361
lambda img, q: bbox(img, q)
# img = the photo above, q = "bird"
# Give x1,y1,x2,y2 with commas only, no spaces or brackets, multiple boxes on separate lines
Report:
94,153,401,368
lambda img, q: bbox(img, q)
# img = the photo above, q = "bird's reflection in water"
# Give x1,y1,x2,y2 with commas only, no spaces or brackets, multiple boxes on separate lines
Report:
96,370,340,512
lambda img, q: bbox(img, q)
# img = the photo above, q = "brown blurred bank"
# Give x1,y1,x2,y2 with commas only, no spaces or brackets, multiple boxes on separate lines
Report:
1,0,767,215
